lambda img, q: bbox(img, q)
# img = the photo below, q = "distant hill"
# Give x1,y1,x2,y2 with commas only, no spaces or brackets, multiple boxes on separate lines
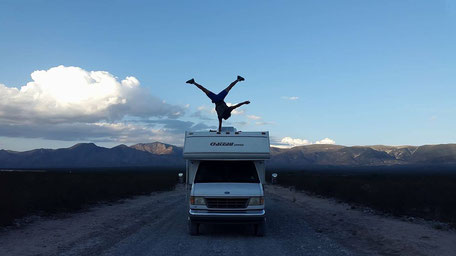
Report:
1,142,456,169
130,142,183,156
409,144,456,163
268,144,456,168
0,142,184,169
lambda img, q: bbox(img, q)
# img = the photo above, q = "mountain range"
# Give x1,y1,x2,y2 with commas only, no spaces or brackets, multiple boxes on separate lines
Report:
269,144,456,168
1,142,456,169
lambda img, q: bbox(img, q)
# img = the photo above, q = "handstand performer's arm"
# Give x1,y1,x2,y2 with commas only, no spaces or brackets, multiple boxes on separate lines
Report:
230,100,250,110
218,117,223,132
219,101,250,132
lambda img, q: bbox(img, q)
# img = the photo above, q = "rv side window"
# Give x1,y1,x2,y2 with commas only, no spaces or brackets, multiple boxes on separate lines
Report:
194,161,259,183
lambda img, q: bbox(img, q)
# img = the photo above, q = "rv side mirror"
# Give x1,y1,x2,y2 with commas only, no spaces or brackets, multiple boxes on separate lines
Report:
178,172,184,184
271,173,278,185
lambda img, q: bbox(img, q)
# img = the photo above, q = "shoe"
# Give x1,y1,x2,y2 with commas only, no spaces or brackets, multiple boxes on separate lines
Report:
186,78,195,84
244,100,250,104
237,75,245,81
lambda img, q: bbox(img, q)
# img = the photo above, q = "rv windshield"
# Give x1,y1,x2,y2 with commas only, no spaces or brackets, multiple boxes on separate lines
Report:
194,161,259,183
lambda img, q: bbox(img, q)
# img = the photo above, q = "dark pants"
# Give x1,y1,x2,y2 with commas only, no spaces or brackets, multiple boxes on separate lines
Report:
206,89,228,103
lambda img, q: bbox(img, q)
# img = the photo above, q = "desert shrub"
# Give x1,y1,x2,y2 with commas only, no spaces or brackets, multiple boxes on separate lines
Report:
266,166,456,225
0,168,180,226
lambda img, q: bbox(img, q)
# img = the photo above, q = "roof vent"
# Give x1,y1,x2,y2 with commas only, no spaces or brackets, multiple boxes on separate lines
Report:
221,126,237,132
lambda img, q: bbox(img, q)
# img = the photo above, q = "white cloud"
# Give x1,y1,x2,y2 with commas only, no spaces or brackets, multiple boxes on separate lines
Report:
191,105,215,120
197,105,216,114
0,65,183,124
280,137,311,147
274,136,336,148
232,109,244,115
247,115,261,120
315,138,336,144
232,121,248,127
281,96,299,101
197,105,208,111
0,65,191,145
0,119,215,147
255,121,274,126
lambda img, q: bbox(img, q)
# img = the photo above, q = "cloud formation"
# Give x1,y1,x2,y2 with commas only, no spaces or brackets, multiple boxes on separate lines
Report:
315,138,336,144
0,65,190,145
247,115,262,120
280,137,311,147
281,96,299,100
0,65,183,124
275,136,336,148
255,121,274,126
191,105,216,120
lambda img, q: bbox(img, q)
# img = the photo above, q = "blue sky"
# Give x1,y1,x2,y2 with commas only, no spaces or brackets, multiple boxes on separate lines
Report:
0,0,455,151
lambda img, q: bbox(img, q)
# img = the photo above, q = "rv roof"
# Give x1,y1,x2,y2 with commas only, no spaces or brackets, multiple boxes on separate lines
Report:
186,131,268,137
183,131,270,160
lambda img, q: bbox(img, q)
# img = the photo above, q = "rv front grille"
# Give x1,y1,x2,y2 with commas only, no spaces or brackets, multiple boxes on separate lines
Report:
205,198,249,209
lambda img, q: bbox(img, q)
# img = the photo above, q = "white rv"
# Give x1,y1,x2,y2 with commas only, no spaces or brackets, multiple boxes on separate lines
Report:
183,128,270,236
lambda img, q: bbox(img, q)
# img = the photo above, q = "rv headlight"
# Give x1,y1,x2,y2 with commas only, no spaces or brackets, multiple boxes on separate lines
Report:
249,197,264,206
190,196,205,205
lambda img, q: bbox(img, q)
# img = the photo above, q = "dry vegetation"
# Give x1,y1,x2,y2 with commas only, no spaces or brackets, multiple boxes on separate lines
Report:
0,168,180,226
267,166,456,227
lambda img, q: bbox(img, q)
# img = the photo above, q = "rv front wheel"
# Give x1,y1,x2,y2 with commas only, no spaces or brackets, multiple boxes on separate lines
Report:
255,220,265,237
188,220,199,236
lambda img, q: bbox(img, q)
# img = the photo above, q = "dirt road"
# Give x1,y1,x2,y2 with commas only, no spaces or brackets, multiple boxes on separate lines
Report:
1,185,455,256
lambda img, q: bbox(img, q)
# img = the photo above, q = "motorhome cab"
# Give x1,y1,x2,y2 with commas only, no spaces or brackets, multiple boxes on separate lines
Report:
183,128,270,236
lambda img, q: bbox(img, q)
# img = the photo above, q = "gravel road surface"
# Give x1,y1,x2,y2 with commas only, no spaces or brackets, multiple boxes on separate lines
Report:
1,185,455,256
98,190,353,256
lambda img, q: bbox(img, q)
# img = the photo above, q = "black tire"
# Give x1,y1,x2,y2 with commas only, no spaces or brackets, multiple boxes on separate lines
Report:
255,220,266,236
188,220,199,236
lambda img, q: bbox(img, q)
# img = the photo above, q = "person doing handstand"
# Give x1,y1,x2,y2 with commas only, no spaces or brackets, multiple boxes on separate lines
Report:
186,75,250,132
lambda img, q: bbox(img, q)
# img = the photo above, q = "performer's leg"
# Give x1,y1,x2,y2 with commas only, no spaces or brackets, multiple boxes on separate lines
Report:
224,75,244,93
192,81,212,95
187,79,219,102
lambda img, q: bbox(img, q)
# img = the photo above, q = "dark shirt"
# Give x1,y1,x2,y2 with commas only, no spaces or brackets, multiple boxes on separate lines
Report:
215,101,232,120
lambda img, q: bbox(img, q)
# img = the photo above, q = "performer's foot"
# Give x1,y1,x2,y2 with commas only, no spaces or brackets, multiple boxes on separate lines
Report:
186,78,195,84
237,75,245,81
244,100,250,104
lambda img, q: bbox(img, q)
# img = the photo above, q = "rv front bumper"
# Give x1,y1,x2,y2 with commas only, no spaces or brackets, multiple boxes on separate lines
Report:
188,209,265,223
